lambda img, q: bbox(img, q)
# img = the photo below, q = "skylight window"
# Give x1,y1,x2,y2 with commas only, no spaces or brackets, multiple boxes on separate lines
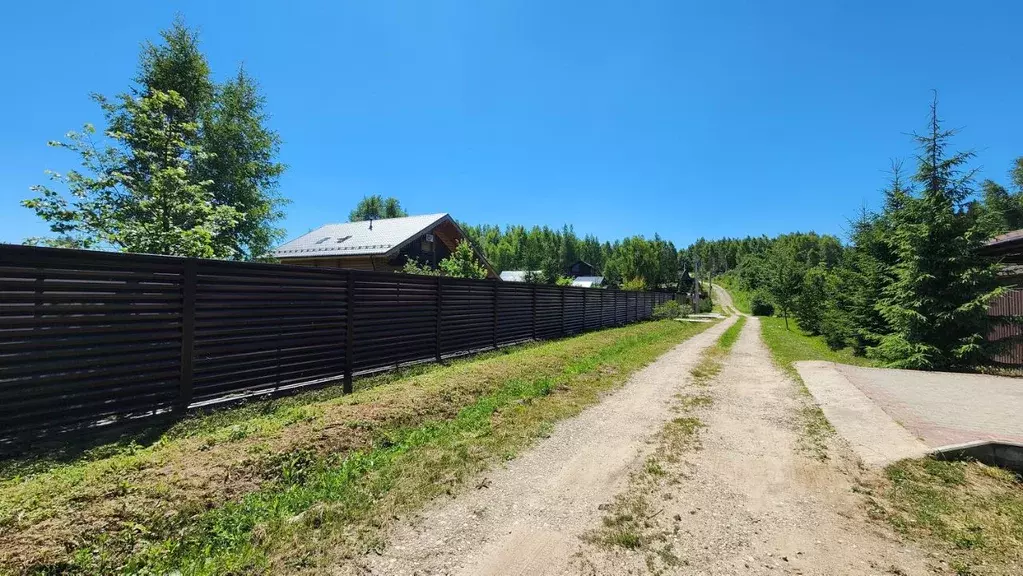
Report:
336,235,352,243
314,237,331,245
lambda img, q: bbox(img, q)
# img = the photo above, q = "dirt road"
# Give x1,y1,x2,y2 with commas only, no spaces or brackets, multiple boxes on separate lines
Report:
358,314,936,575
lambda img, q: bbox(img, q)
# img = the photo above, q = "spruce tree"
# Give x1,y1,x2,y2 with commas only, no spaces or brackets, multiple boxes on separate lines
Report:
871,96,1005,369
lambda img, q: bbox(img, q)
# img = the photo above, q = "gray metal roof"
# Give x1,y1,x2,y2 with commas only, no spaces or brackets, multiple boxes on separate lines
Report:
571,276,604,288
273,213,449,258
499,270,539,282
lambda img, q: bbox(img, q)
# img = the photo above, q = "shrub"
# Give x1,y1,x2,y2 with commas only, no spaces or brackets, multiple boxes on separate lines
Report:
652,300,683,320
750,291,775,316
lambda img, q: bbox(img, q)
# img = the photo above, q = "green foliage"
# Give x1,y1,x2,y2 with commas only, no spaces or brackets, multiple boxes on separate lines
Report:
438,240,488,279
24,91,240,257
23,18,285,259
400,258,440,276
750,290,775,316
348,195,407,221
554,276,575,286
700,97,1019,370
462,224,678,290
793,265,829,334
620,277,647,291
869,97,1006,369
652,299,683,320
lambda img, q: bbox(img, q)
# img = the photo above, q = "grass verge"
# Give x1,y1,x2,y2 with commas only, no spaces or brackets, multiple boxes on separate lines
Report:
583,318,735,573
859,458,1023,576
758,316,877,461
1,319,713,575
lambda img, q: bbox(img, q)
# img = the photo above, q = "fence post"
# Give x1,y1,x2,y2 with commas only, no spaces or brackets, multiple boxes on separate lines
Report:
178,258,196,412
492,278,499,349
531,283,537,341
436,275,443,362
560,287,566,335
344,271,354,394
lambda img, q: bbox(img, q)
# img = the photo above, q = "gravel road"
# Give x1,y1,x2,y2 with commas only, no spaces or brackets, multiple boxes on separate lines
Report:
354,309,937,576
358,317,737,576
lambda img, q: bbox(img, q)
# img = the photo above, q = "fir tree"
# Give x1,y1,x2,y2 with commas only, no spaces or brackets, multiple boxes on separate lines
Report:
871,95,1005,369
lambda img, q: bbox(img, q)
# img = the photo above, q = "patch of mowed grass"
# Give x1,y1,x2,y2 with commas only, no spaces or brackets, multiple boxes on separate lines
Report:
716,315,746,351
2,319,713,575
759,316,876,378
864,458,1023,576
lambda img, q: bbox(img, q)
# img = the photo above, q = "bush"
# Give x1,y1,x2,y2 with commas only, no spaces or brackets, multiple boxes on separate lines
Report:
695,298,713,314
750,291,775,316
652,300,683,320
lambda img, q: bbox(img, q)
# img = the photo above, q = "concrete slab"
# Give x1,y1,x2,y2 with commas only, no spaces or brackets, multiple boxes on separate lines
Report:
794,361,929,466
826,363,1023,449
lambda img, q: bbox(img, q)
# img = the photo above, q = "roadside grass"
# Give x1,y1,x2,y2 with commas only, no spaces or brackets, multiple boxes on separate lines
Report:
758,316,877,461
0,319,713,575
584,318,736,573
860,458,1023,576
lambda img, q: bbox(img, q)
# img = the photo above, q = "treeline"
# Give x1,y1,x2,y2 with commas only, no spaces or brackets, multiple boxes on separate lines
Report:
461,224,681,290
716,98,1018,370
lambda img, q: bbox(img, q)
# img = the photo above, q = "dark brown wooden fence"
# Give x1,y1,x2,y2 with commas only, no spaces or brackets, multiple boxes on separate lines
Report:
987,288,1023,364
0,244,673,447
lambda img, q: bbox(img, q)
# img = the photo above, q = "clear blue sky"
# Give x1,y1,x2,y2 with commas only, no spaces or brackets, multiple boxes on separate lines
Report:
2,1,1021,249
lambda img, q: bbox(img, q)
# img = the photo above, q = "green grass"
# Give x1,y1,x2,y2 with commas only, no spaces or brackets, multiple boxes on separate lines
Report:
862,458,1023,576
1,319,714,575
716,316,746,351
759,316,877,377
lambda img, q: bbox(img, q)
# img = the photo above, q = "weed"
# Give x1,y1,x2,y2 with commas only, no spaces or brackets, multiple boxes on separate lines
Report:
869,457,1023,576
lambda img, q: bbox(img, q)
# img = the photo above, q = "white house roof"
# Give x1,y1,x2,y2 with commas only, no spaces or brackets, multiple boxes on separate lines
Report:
273,213,450,258
571,276,604,288
499,270,539,282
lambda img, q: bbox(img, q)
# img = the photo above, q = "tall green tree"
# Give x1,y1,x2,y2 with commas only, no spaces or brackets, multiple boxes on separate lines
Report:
24,91,239,256
765,238,803,329
871,96,1005,369
349,195,407,221
23,17,285,259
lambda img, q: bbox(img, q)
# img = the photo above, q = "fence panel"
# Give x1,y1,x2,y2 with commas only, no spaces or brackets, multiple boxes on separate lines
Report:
987,288,1023,364
601,290,615,327
353,272,438,370
535,285,562,339
564,287,585,335
496,282,533,345
441,278,495,354
0,244,677,447
192,261,348,402
0,247,183,442
584,289,602,330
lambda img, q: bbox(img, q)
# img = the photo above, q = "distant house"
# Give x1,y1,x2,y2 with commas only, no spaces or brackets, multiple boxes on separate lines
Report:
273,213,497,278
500,259,605,288
567,260,598,277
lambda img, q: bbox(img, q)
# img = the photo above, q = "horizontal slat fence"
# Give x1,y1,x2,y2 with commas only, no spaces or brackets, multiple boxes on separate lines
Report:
0,244,673,448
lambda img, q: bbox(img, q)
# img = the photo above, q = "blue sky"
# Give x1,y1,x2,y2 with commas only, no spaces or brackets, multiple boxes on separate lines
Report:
2,1,1021,249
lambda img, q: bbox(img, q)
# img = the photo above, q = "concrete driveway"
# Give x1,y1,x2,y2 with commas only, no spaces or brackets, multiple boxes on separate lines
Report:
795,361,1023,465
